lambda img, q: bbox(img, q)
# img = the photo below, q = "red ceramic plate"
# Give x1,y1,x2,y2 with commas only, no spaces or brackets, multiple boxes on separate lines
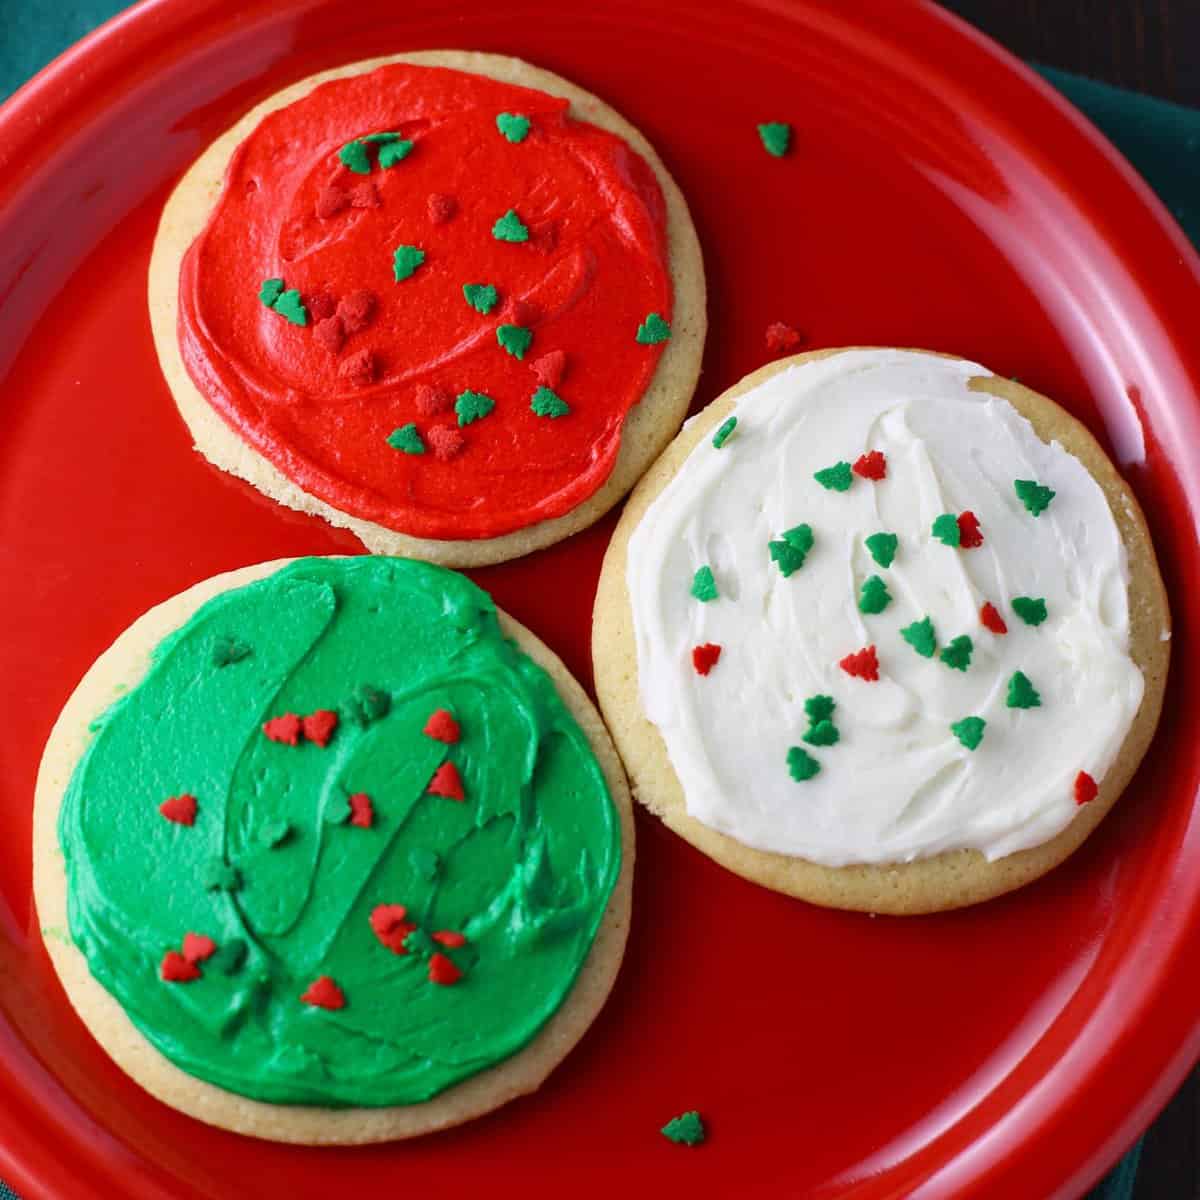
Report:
2,1,1199,1196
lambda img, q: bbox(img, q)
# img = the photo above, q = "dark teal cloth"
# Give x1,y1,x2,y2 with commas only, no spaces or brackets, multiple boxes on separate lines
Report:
3,7,1196,1199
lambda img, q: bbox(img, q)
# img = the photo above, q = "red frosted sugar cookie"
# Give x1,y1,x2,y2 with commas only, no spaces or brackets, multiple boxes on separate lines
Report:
149,52,706,567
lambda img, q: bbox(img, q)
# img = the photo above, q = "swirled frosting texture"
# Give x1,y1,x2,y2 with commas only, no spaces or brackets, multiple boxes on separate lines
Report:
59,558,620,1105
178,63,672,540
627,350,1143,866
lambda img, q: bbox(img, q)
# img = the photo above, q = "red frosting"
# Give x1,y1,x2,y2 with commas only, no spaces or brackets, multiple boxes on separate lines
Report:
179,64,673,540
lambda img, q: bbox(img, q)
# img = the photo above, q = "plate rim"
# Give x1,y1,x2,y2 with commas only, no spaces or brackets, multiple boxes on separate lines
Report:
1,1,1199,1196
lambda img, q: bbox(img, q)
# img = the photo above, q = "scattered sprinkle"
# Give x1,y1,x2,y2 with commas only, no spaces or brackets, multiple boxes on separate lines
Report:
348,683,391,726
858,574,892,615
301,710,338,747
957,510,984,548
712,416,738,448
392,245,426,282
768,523,814,577
271,289,308,326
258,278,284,308
377,139,413,169
787,745,821,781
313,316,344,354
497,323,533,359
202,859,241,893
802,719,839,747
690,565,718,602
1006,670,1042,709
900,617,937,659
387,422,426,454
428,192,457,223
455,389,495,427
757,121,792,157
423,708,461,743
531,350,566,389
865,532,898,568
814,461,852,492
159,793,197,825
506,297,538,326
1012,596,1048,626
337,289,375,332
338,348,376,386
432,930,467,948
980,602,1008,635
308,290,338,321
950,716,986,751
1015,478,1056,516
492,208,530,242
427,761,465,801
496,112,530,142
300,975,345,1009
349,181,380,209
765,321,803,353
428,951,463,986
316,186,348,219
692,643,722,676
404,929,434,959
530,386,569,417
160,951,201,983
939,635,973,672
410,848,440,880
853,451,887,481
1074,770,1098,805
462,283,499,314
414,384,453,416
370,904,416,954
338,139,371,174
635,312,672,344
263,713,303,746
931,514,961,546
839,645,879,681
182,933,216,964
348,793,374,828
804,695,835,723
661,1111,706,1147
428,425,466,460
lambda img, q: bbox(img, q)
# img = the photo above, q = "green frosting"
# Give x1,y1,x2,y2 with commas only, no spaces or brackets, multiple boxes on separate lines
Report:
59,558,620,1107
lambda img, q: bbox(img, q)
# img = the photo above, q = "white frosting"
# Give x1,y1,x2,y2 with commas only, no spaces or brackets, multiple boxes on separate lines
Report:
627,350,1144,866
